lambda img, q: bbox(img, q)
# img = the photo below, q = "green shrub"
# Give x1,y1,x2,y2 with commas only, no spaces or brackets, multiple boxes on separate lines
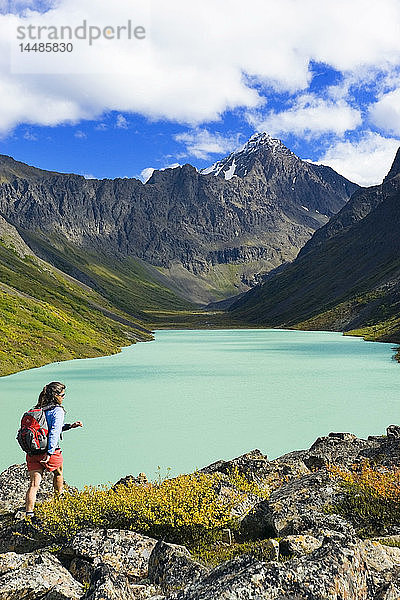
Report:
36,472,243,547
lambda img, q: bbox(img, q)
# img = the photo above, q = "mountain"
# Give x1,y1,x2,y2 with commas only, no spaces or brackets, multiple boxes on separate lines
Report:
0,214,156,376
229,147,400,350
0,135,358,305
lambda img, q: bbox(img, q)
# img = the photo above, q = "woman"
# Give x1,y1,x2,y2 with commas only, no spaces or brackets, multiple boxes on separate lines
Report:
25,381,83,517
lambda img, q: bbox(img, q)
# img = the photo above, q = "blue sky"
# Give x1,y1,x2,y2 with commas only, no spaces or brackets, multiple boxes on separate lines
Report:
1,0,400,185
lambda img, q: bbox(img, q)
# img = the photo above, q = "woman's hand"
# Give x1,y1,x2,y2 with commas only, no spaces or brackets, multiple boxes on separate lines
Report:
71,421,83,428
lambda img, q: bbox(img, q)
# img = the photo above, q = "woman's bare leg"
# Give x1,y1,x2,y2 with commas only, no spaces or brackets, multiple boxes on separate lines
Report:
53,464,63,495
25,469,43,513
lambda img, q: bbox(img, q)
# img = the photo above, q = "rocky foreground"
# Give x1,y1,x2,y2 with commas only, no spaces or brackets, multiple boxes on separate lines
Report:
2,430,400,600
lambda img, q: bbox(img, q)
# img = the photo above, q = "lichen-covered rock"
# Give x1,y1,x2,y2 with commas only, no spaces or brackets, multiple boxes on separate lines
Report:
167,538,400,600
0,551,84,599
280,432,380,472
148,541,208,593
279,534,322,557
201,448,309,488
83,563,160,600
260,468,343,536
0,515,53,554
66,529,158,585
112,473,149,492
0,464,54,516
240,467,354,540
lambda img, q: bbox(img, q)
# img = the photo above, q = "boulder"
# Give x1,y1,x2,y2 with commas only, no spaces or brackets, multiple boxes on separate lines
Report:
280,432,379,471
166,537,400,600
0,464,54,516
0,515,53,554
0,551,83,599
112,473,149,492
148,541,208,593
201,449,269,480
66,529,158,585
201,448,309,488
240,467,353,539
279,534,322,557
83,563,160,600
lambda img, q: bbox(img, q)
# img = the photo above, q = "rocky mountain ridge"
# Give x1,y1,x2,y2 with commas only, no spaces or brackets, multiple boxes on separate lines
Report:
0,134,358,304
1,428,400,599
229,146,400,350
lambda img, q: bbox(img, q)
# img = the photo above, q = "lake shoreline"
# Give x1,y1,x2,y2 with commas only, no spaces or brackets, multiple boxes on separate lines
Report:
2,318,400,378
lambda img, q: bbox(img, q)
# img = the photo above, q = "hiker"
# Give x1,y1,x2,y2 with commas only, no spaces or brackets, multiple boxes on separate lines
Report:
25,381,83,517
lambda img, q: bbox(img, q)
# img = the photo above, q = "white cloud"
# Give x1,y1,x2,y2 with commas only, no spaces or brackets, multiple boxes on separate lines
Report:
174,129,242,160
0,0,400,132
248,95,362,137
369,87,400,136
23,129,37,140
315,132,400,186
74,130,87,138
115,114,128,129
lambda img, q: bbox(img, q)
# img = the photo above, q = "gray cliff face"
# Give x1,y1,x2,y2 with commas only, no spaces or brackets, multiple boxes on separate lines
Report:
0,136,358,301
230,148,400,330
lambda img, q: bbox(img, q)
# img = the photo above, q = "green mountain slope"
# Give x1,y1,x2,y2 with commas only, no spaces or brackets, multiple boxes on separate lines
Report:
0,219,155,376
229,149,400,353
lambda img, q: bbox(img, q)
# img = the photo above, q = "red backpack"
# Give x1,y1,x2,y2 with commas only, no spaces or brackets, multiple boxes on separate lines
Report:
16,408,49,455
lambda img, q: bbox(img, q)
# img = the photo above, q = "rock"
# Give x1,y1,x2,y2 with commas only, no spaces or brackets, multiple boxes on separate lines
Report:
167,537,400,600
375,577,400,600
112,473,149,491
386,425,400,439
84,563,160,600
287,511,356,538
262,468,343,536
0,551,83,599
279,534,322,557
0,464,54,516
202,448,310,488
240,467,353,540
0,516,53,554
201,450,269,481
66,529,158,585
148,541,208,593
282,432,379,471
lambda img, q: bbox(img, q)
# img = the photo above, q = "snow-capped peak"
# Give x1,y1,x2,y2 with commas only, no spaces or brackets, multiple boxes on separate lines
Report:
200,132,294,180
233,132,287,156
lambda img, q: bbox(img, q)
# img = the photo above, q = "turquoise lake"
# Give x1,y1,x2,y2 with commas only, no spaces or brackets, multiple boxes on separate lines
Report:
1,329,399,488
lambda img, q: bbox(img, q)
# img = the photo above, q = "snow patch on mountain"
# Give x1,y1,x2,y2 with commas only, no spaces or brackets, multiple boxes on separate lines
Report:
200,132,296,180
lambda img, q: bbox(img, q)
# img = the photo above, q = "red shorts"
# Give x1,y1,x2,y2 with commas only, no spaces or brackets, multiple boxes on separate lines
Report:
26,449,63,472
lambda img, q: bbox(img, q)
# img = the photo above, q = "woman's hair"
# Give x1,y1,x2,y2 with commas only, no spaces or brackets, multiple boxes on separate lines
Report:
35,381,66,408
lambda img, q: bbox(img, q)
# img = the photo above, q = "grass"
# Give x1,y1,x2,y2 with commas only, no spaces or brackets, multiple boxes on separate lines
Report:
192,538,279,567
0,241,153,376
20,231,194,316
